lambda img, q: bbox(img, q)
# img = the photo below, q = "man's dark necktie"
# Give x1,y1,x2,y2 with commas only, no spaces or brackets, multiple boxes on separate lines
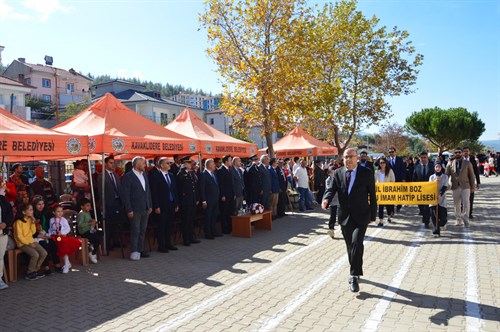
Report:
456,160,461,175
346,170,352,188
165,173,174,202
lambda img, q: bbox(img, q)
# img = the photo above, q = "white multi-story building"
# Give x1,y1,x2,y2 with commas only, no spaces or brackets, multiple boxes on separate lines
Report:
171,93,221,111
0,75,33,120
92,79,205,125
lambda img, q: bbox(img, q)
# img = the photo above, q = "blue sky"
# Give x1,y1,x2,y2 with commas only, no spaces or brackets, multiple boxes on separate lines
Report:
0,0,498,141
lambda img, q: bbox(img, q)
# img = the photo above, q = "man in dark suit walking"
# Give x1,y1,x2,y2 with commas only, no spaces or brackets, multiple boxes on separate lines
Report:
463,147,480,219
97,156,125,249
230,157,245,215
387,147,406,213
200,159,220,239
358,151,374,171
217,155,234,234
322,148,377,293
412,151,434,228
121,156,152,261
149,157,179,252
177,156,200,246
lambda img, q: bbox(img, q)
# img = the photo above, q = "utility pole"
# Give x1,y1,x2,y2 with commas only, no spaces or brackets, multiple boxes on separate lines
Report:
54,68,59,124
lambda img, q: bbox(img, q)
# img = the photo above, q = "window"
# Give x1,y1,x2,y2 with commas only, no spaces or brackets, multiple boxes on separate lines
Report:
42,95,51,102
24,78,31,85
42,78,51,88
66,83,74,92
210,118,214,125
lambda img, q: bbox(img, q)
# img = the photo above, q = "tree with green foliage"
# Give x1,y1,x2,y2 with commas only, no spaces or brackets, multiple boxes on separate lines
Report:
405,107,485,153
26,96,54,119
90,75,210,98
61,98,92,121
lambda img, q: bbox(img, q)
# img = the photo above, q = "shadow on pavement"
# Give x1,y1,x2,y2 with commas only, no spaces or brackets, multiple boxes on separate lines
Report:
0,210,326,331
357,279,500,326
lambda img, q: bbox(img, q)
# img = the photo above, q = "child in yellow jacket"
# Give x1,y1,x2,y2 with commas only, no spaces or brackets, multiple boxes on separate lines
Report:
14,204,48,281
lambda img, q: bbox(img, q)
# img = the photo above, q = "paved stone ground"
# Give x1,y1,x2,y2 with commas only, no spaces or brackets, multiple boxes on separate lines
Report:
1,177,499,332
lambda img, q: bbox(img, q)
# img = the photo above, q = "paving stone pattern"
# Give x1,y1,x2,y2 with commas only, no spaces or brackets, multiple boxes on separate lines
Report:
1,177,499,332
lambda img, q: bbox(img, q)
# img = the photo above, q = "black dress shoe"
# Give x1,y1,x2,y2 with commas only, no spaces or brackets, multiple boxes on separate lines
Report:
158,248,169,253
140,252,150,258
205,236,215,240
469,215,474,219
191,239,201,244
166,244,178,251
183,242,191,247
349,276,360,292
214,234,223,237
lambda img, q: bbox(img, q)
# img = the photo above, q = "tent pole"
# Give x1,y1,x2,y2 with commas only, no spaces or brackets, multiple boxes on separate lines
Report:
86,156,101,253
101,153,107,255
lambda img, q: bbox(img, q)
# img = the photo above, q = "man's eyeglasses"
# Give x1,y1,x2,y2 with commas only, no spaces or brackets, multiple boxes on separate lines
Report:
344,155,357,159
454,151,462,154
388,151,395,154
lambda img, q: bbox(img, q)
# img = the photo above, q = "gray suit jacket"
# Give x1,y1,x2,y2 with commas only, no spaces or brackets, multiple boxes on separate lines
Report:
120,170,152,213
230,166,245,197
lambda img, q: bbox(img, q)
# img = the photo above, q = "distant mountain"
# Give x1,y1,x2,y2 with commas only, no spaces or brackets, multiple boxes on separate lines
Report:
481,140,500,152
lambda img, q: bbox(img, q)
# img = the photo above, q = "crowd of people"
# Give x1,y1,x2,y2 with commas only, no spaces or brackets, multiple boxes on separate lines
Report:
0,147,497,291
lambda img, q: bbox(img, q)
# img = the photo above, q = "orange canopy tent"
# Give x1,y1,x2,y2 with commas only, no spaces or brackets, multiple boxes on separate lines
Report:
52,93,199,156
0,107,89,160
166,108,258,157
260,126,338,158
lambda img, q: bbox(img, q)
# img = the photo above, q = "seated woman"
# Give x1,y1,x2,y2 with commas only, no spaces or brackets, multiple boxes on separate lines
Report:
13,204,48,281
48,205,81,274
33,196,62,274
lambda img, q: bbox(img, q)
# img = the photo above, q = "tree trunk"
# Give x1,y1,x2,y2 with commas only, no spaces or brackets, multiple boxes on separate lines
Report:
265,131,275,158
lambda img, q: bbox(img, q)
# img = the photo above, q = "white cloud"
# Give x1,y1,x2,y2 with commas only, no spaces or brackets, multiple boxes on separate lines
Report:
0,0,30,21
22,0,73,22
117,69,145,80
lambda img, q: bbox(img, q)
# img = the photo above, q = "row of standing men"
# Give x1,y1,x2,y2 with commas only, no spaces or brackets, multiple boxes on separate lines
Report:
100,154,291,260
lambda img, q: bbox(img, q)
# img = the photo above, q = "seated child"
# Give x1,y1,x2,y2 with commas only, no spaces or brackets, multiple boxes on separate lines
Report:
48,205,81,273
13,204,48,280
77,198,101,264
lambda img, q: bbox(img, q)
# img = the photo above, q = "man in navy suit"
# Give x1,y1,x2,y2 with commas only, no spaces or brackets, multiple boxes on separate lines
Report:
413,151,434,228
149,157,179,252
258,155,272,210
97,156,125,249
121,156,152,261
276,159,288,218
387,147,406,213
322,148,377,292
200,159,220,239
217,155,234,234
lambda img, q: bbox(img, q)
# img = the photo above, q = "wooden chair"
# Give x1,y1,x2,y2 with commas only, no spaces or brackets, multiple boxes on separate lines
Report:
7,249,24,282
2,265,8,283
62,209,90,266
